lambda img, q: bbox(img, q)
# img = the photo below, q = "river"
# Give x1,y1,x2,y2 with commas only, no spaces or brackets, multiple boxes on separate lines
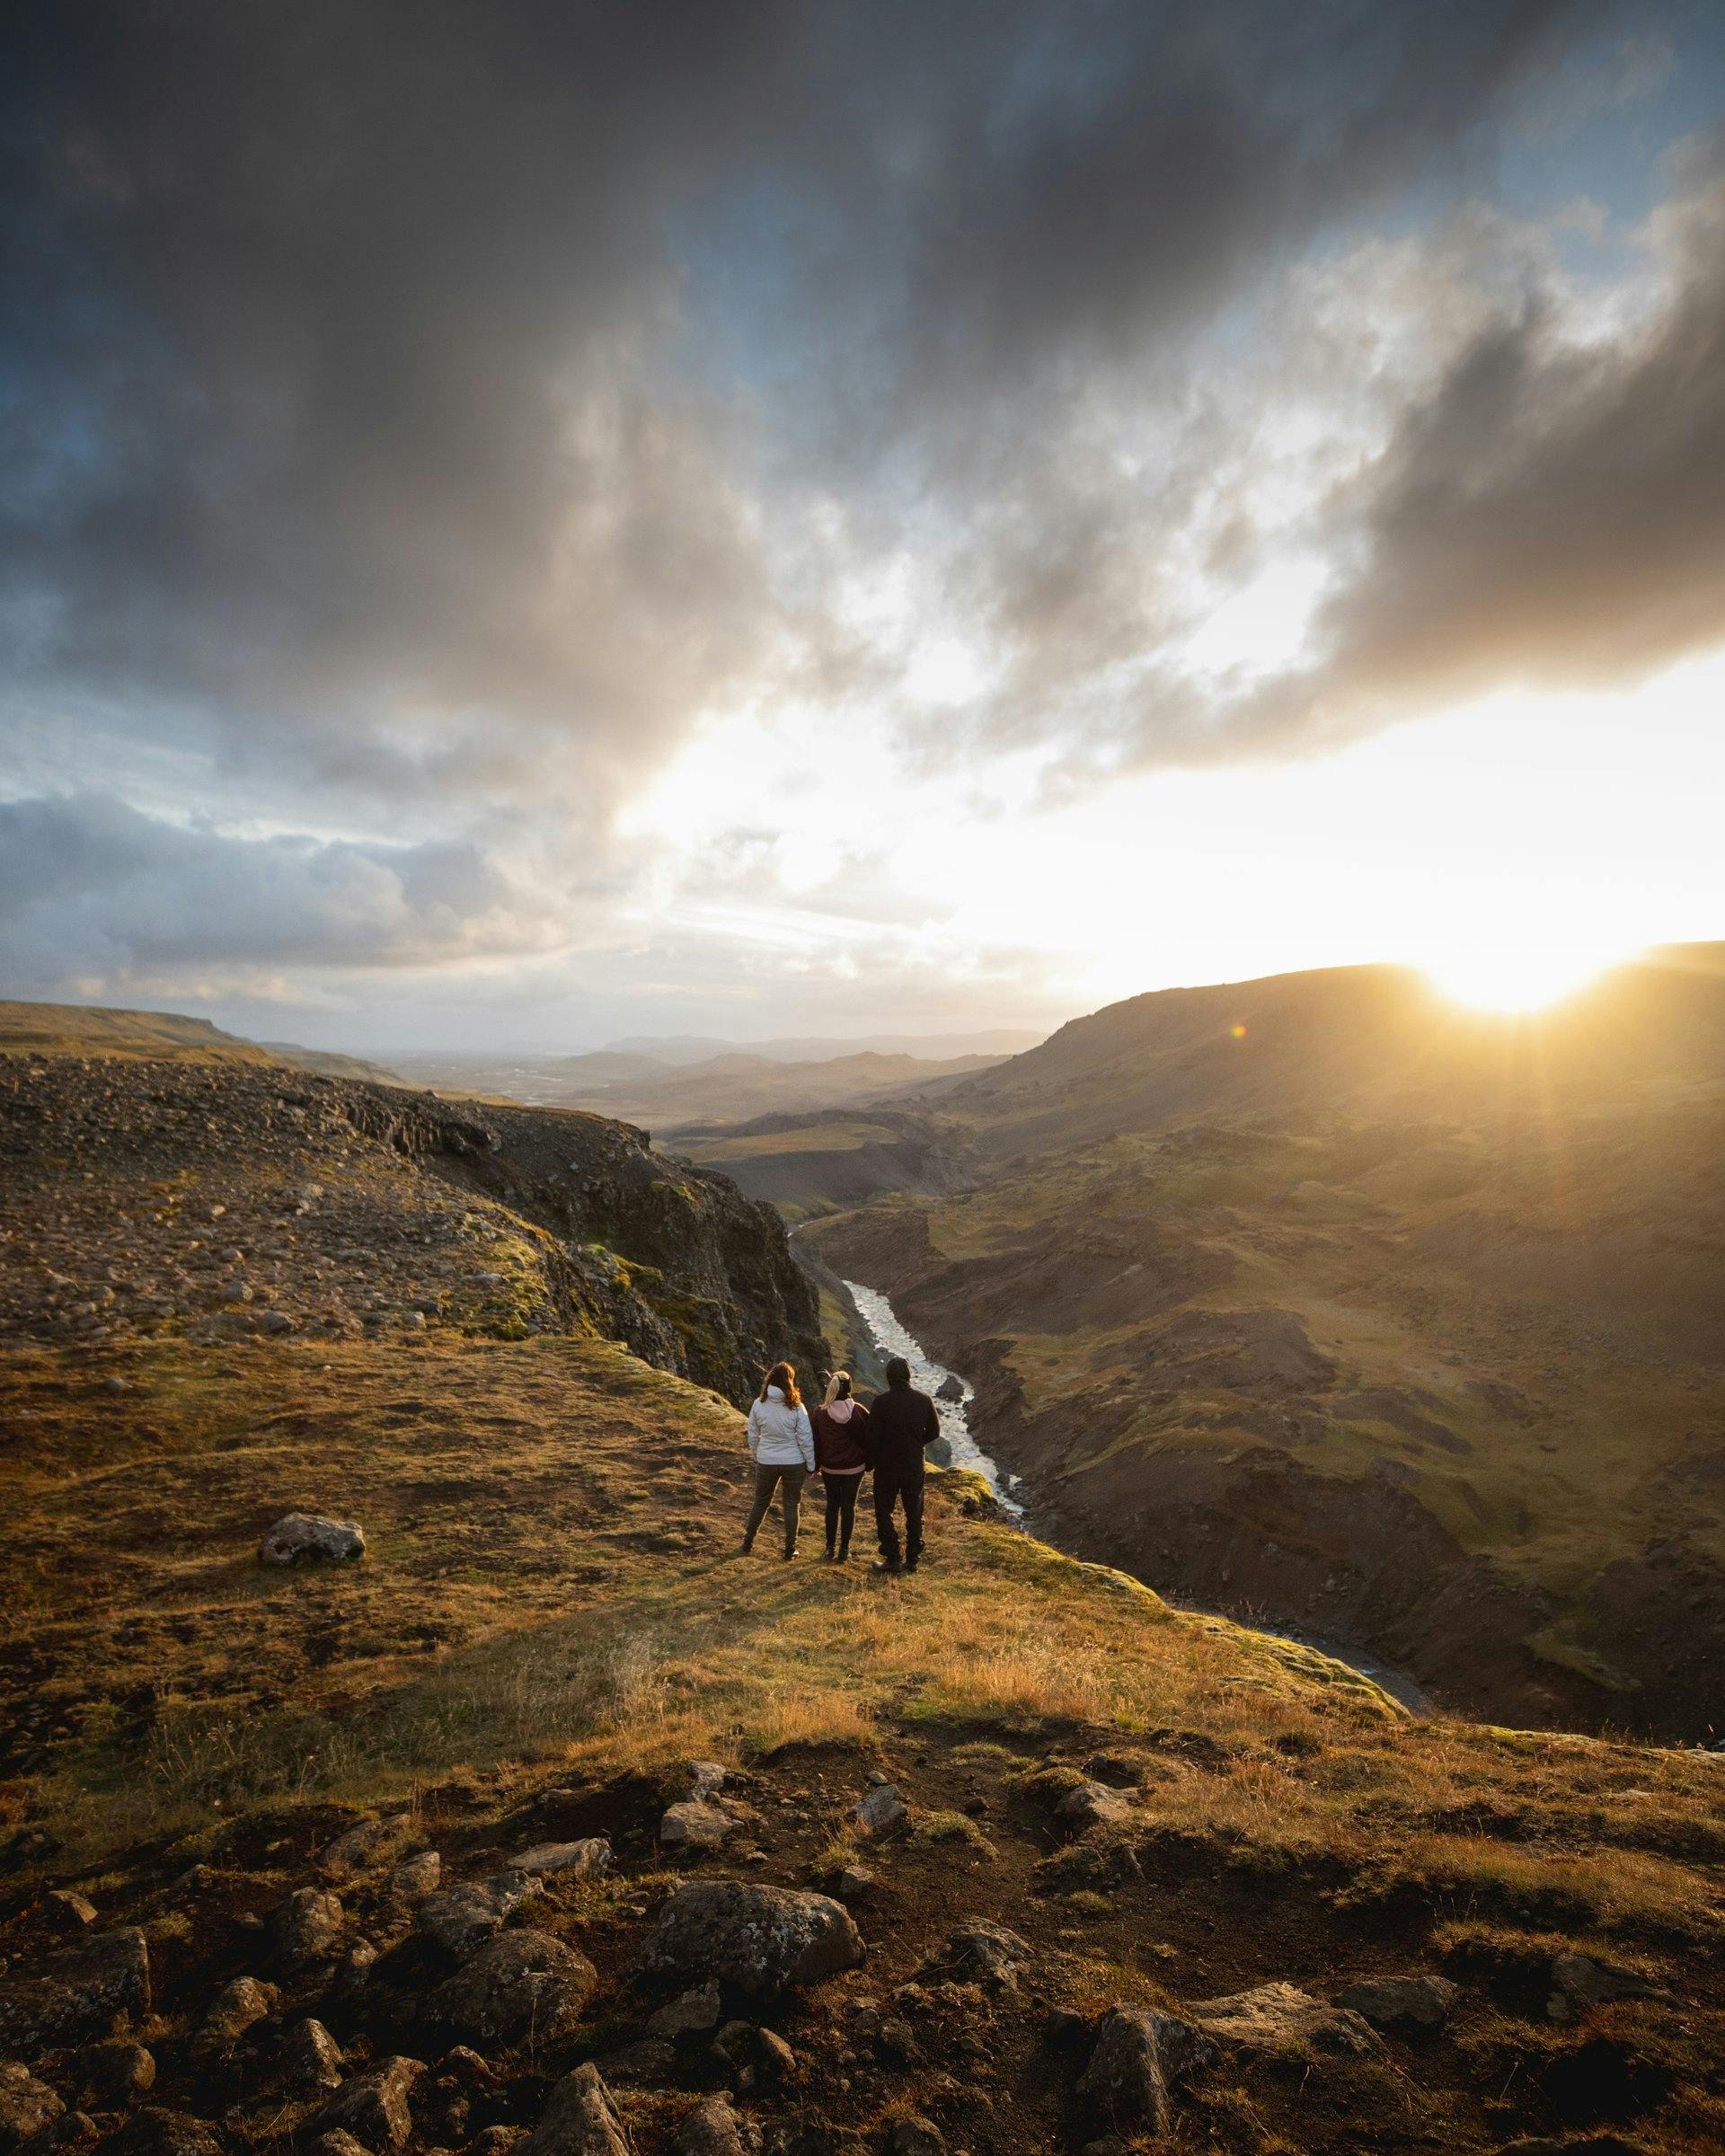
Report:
844,1274,1432,1716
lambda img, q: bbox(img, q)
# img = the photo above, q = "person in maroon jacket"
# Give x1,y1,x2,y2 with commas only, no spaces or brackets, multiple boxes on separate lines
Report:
811,1371,872,1561
867,1355,942,1574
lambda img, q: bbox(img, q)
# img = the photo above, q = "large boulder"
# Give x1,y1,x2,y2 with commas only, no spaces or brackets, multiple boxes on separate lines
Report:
1188,1982,1384,2058
660,1802,733,1851
637,1881,863,1997
194,1976,278,2053
310,2057,425,2153
851,1786,909,1839
272,1888,344,1966
1056,1780,1132,1834
427,1931,598,2050
521,2063,629,2156
415,1872,545,1957
514,1841,613,1880
280,2019,345,2096
0,2062,66,2149
0,1930,151,2052
319,1816,412,1880
1335,1973,1458,2030
677,2097,745,2156
927,1920,1031,1987
259,1514,366,1565
1077,2006,1215,2135
107,2108,224,2156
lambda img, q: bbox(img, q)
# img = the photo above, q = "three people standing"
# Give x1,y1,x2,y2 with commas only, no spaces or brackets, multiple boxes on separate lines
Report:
739,1354,943,1571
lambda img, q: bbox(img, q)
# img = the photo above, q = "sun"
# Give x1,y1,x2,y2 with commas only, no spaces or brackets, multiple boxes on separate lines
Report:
1421,939,1630,1013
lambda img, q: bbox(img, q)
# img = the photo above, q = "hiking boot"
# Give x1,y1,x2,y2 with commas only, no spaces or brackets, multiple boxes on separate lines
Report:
871,1558,902,1577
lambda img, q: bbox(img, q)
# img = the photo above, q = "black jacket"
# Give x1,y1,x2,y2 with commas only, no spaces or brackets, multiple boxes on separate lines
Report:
867,1383,942,1480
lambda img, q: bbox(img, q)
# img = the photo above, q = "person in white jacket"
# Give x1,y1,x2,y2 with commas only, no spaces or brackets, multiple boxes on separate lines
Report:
741,1360,818,1560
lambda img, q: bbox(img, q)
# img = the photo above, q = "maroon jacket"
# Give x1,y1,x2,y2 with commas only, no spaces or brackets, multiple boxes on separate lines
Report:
812,1401,872,1474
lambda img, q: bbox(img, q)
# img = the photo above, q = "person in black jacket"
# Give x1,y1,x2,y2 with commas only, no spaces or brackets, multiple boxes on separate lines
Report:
868,1355,942,1574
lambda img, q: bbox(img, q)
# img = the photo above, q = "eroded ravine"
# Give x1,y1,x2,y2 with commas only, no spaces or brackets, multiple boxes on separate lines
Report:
845,1274,1434,1715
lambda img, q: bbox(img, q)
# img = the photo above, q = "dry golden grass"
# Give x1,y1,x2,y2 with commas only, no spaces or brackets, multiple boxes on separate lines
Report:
5,1329,1724,1984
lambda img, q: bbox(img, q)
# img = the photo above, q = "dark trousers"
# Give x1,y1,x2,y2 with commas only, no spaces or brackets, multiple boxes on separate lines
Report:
823,1471,863,1556
744,1462,807,1554
874,1467,925,1570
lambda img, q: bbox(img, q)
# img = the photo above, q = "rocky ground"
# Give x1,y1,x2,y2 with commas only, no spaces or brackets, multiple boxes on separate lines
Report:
3,1033,1724,2155
4,1332,1725,2156
0,1056,823,1401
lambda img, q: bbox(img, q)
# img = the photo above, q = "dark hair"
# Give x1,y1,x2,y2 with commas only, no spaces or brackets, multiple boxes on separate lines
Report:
760,1360,800,1407
885,1356,911,1389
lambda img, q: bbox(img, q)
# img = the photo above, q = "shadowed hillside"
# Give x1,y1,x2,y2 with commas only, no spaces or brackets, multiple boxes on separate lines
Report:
809,948,1725,1736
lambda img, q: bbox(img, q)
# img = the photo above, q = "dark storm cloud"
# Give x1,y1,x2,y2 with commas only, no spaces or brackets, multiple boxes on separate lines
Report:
3,0,1713,1022
2,2,1624,795
1287,133,1725,724
0,793,553,988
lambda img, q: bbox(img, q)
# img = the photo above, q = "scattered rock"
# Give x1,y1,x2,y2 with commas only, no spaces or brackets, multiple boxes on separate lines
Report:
258,1514,367,1565
0,1930,151,2052
310,2135,372,2156
311,2056,426,2153
677,2097,745,2156
196,1976,279,2053
1055,1781,1132,1834
389,1852,442,1897
688,1763,729,1800
320,1816,411,1879
661,1801,734,1851
934,1374,965,1402
1335,1973,1458,2030
1076,2006,1214,2136
330,1941,380,2001
637,1880,864,1997
890,2121,946,2156
281,2019,346,2096
416,1872,545,1957
273,1886,345,1966
513,1840,612,1879
836,1866,877,1903
106,2108,224,2156
851,1786,909,1838
466,2131,525,2156
647,1981,723,2040
1551,1953,1668,2008
929,1919,1031,1986
0,2062,65,2149
78,2043,155,2104
520,2063,629,2156
427,1931,598,2050
1188,1982,1384,2058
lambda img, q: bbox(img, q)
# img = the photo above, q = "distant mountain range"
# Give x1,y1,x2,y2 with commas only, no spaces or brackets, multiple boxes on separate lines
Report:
600,1027,1048,1065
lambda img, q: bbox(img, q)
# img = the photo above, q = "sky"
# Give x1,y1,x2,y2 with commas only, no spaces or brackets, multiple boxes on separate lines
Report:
3,1,1724,1052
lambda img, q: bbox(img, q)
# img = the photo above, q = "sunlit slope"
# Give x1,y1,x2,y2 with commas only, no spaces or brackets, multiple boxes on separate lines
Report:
813,946,1725,1734
939,945,1725,1155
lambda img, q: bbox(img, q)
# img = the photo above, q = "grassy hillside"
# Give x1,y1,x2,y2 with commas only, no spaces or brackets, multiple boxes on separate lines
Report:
808,950,1725,1736
4,1331,1725,2153
0,999,408,1086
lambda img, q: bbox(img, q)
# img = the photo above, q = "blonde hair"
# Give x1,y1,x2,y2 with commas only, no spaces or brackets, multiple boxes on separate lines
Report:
822,1370,852,1408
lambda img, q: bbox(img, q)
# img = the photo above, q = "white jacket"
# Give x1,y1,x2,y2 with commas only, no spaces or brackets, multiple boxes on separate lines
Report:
748,1385,815,1471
